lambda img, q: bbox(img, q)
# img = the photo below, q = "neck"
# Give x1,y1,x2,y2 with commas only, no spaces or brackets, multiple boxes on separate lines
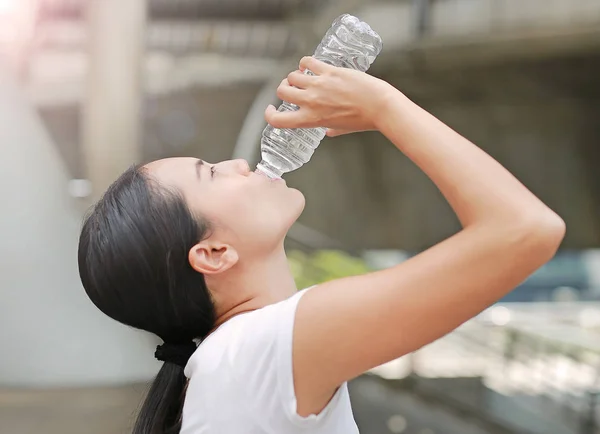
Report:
208,245,298,328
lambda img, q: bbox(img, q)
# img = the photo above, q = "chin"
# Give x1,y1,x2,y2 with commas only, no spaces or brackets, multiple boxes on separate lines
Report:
289,188,306,215
275,189,305,232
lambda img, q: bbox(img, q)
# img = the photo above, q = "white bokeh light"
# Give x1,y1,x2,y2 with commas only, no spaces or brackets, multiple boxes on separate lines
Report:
68,179,92,198
0,0,19,15
579,308,600,328
387,415,407,433
489,306,512,326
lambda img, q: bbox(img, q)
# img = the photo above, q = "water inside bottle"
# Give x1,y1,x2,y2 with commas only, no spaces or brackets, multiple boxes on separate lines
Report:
256,14,382,179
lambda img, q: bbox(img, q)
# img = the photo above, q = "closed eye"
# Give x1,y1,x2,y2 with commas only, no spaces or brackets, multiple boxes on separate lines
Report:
210,166,216,178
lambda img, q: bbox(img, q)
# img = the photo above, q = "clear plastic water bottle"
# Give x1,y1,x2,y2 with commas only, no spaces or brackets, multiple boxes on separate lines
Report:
255,14,383,179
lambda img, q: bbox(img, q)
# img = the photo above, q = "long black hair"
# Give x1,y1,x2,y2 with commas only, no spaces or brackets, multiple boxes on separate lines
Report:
77,165,216,434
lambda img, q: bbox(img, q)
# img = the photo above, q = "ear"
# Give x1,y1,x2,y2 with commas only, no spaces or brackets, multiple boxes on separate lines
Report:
188,241,239,275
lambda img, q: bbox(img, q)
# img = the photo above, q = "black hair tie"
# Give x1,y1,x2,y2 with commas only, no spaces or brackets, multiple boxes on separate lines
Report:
154,341,197,368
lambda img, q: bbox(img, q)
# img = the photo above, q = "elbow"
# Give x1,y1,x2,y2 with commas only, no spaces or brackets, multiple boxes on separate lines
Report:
518,210,566,263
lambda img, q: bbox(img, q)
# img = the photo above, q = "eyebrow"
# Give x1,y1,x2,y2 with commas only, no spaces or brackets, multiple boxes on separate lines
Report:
195,159,204,180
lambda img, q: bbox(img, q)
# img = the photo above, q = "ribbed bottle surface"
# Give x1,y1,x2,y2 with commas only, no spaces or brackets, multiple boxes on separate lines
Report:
256,14,383,179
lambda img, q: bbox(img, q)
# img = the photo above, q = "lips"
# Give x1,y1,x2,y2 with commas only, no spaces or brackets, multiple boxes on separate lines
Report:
254,168,268,178
254,170,284,183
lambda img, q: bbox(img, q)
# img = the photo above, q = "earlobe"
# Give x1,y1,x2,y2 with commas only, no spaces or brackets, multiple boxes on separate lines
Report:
188,242,239,275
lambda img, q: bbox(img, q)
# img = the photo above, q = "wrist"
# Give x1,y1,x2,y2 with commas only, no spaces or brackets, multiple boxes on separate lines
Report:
371,83,410,131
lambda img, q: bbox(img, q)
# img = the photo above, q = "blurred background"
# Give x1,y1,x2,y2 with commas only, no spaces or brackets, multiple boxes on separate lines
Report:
1,0,599,433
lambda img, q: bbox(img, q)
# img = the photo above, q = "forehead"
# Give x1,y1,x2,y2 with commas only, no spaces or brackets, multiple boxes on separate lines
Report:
144,157,198,187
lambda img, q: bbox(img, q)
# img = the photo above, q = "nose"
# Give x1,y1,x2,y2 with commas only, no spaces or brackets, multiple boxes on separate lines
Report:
222,159,250,176
236,159,251,175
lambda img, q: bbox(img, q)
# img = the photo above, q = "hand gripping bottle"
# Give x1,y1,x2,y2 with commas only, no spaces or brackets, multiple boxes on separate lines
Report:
255,14,383,179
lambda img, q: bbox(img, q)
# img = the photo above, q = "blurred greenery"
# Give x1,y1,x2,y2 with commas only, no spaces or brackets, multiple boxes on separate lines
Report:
287,250,372,289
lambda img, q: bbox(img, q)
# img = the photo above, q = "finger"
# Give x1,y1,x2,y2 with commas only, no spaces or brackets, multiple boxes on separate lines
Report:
327,128,373,137
326,128,351,138
265,104,277,122
299,56,332,75
287,70,316,89
276,78,306,105
265,105,312,129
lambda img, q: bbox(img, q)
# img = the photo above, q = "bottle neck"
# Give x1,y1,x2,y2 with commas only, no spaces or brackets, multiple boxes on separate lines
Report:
255,160,284,179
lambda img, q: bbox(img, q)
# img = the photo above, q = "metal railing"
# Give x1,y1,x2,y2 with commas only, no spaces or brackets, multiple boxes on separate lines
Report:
414,319,600,433
286,246,600,433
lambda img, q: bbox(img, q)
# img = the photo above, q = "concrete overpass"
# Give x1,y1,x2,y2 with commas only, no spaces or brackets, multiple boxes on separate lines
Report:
1,0,599,251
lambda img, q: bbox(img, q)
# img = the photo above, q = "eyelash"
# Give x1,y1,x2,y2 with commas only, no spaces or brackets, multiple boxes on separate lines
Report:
210,166,216,178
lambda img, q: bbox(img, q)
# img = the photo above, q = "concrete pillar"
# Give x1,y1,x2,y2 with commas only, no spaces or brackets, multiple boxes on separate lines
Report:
82,0,147,200
232,72,287,165
0,67,159,387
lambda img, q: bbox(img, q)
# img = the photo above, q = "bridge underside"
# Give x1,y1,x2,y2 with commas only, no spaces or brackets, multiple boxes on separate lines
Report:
290,49,600,250
29,0,600,251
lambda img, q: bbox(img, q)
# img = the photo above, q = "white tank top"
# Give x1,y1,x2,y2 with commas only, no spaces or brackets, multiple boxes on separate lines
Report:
180,287,359,433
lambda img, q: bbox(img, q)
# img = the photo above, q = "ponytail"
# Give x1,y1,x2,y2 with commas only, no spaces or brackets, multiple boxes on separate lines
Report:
133,342,197,433
77,166,216,434
133,363,188,434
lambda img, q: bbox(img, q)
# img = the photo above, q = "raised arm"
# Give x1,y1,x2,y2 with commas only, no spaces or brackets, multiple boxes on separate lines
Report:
265,57,565,417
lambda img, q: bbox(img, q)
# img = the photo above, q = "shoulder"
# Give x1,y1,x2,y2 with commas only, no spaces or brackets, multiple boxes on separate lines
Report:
194,289,314,420
184,287,355,429
186,288,311,377
229,288,310,360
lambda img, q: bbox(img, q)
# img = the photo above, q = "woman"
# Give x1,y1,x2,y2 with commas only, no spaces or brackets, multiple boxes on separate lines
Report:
78,56,565,434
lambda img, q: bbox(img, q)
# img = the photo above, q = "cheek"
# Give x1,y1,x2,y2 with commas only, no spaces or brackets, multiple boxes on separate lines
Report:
232,191,289,242
212,186,269,235
206,182,300,246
